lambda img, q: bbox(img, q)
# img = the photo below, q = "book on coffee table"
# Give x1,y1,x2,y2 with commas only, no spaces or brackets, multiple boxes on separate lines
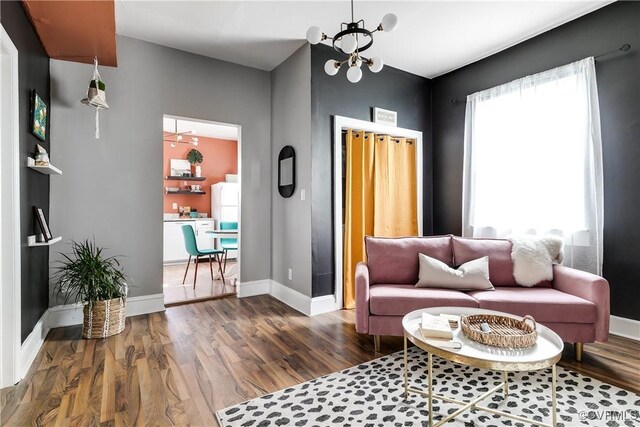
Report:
420,313,454,339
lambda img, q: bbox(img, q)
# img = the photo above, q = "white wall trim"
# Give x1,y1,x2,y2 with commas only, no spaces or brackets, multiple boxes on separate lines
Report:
237,279,270,298
333,116,423,312
310,295,341,317
48,294,166,329
270,280,311,315
266,280,341,317
0,24,22,389
18,311,49,380
610,315,640,341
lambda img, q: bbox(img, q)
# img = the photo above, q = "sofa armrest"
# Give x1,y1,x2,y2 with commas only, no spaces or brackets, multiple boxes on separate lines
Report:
553,264,610,342
355,262,371,334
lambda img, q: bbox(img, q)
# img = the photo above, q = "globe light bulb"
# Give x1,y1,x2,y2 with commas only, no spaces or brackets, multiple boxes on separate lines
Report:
306,26,323,44
368,57,384,73
177,134,183,141
341,35,357,54
192,140,198,146
381,13,398,32
347,65,362,83
170,142,176,148
324,59,340,76
192,137,199,143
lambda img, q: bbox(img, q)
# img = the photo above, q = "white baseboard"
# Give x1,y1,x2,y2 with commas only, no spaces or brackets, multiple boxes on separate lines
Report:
237,279,270,298
610,315,640,341
268,281,341,317
310,294,341,316
270,280,312,315
48,293,166,329
19,311,50,379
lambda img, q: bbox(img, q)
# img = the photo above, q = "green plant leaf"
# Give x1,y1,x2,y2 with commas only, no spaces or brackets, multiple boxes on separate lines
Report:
186,149,203,165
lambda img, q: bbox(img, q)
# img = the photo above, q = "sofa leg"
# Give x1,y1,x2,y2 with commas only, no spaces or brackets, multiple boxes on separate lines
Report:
574,342,583,362
374,335,381,352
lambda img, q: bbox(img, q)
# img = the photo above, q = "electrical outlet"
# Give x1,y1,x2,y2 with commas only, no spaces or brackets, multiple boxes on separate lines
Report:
288,268,293,281
172,203,178,209
300,189,305,201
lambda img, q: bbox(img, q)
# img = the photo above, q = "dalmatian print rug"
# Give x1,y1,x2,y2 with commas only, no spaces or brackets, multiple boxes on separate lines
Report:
216,347,639,427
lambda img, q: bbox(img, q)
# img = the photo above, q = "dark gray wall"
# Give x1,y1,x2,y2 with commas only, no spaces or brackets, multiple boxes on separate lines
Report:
432,1,640,320
271,45,313,296
1,2,51,342
310,44,432,297
49,36,272,300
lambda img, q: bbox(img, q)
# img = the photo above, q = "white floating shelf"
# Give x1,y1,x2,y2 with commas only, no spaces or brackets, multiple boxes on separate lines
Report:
27,157,62,175
28,235,62,247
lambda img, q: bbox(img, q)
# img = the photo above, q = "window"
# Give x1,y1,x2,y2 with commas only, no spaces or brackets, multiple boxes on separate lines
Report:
462,57,603,274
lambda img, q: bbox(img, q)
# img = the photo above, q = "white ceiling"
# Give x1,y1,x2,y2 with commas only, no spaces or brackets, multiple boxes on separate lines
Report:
163,116,239,140
116,1,611,78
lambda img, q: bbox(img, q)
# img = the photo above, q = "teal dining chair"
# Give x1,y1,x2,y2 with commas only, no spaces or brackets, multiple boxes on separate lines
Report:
219,221,238,273
181,224,226,289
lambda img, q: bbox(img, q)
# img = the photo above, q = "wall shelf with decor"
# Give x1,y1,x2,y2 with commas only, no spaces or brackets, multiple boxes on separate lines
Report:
165,190,206,195
27,157,62,175
165,176,206,181
27,235,62,247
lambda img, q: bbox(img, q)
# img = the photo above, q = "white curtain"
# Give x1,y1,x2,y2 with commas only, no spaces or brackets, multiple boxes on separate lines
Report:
462,57,603,275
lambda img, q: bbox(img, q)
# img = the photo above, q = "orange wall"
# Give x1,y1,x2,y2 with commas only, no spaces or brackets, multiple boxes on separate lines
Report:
163,133,238,216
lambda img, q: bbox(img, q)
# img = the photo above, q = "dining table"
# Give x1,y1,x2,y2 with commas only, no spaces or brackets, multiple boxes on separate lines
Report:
205,229,238,281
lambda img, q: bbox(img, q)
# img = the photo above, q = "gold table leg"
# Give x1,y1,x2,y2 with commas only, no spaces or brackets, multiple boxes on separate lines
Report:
428,352,433,427
403,334,408,400
503,371,508,398
405,359,557,427
552,364,557,427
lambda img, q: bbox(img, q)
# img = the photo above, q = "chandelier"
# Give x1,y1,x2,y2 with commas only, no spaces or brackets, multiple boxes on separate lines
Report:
164,119,199,148
306,0,398,83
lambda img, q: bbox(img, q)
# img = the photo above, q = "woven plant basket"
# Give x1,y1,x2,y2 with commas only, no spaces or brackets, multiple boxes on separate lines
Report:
82,297,126,339
461,314,537,348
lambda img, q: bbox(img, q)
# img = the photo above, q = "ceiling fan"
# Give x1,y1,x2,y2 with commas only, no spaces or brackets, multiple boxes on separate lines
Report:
164,119,199,147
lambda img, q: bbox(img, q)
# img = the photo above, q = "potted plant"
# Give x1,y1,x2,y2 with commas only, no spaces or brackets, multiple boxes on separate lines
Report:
53,239,128,339
187,149,203,177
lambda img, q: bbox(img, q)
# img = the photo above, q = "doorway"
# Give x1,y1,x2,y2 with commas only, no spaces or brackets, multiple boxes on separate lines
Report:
1,25,21,388
162,115,241,306
333,115,423,310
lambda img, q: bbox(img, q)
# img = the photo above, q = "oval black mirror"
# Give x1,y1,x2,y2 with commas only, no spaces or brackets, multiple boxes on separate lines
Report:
278,145,296,198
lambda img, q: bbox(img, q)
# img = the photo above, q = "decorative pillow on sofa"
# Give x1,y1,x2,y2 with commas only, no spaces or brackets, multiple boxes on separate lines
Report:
508,234,564,287
416,253,494,291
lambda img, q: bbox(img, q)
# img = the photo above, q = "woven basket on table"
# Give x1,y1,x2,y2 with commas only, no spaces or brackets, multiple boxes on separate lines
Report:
461,314,537,348
82,297,126,339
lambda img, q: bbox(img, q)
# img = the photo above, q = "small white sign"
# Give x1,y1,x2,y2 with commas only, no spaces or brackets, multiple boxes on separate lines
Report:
373,107,397,127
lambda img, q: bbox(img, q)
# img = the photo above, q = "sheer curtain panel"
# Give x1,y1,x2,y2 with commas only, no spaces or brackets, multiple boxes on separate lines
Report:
462,57,603,275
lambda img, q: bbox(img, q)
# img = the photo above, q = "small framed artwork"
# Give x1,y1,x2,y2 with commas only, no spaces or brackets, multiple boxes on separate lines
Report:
33,207,52,242
31,90,48,141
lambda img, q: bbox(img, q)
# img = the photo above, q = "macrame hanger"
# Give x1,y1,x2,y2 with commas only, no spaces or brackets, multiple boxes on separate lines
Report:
93,57,100,139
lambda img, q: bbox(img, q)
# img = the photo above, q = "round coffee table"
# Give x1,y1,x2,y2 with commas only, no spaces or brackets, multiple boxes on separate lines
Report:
402,306,564,427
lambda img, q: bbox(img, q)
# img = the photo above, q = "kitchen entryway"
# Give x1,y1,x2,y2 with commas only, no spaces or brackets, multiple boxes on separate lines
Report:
162,115,240,306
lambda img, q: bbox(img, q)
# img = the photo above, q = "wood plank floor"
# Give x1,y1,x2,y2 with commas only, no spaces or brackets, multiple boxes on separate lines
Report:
1,295,638,426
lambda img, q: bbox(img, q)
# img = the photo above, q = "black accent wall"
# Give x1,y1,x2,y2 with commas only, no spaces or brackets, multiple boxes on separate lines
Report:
1,2,52,341
432,2,640,320
310,44,432,297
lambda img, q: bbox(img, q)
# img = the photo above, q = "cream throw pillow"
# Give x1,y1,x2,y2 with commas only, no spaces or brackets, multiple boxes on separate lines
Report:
416,253,494,290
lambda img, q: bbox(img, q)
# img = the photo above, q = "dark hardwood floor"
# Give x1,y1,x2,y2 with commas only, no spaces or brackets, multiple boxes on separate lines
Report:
1,295,638,426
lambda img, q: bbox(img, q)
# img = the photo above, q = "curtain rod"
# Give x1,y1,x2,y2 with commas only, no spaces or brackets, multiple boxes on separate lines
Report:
341,129,416,142
449,43,631,105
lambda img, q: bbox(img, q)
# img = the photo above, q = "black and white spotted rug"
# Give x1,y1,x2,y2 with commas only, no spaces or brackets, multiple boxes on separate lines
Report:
216,347,639,427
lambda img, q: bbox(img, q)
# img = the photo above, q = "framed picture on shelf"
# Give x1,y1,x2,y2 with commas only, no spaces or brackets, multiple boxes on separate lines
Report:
33,207,52,242
31,90,48,141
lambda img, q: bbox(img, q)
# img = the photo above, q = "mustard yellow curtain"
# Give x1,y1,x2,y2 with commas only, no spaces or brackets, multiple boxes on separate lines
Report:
343,130,418,309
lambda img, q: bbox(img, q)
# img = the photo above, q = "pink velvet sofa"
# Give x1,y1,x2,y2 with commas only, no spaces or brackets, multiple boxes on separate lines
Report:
355,235,610,360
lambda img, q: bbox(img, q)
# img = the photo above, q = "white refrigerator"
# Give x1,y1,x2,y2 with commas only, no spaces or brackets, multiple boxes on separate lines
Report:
211,182,239,259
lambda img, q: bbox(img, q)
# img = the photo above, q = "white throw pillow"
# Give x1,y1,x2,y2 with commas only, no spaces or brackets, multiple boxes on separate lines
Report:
508,235,564,287
415,253,494,290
